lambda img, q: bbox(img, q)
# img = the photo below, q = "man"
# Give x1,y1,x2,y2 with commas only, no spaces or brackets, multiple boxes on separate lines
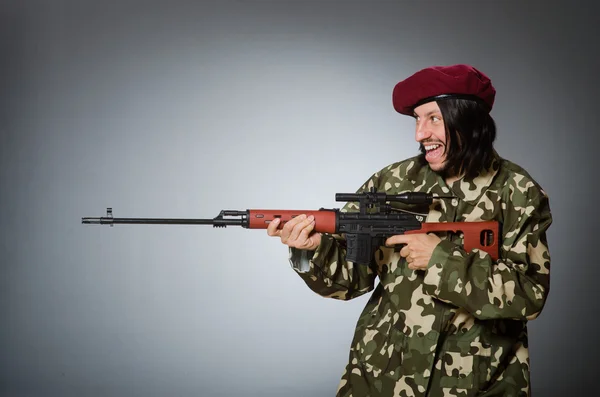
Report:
267,64,552,396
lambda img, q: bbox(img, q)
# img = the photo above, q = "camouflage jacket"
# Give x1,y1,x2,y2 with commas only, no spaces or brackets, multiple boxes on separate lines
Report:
289,153,552,397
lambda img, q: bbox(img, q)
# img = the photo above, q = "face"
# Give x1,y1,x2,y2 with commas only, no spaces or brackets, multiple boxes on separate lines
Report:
413,101,448,172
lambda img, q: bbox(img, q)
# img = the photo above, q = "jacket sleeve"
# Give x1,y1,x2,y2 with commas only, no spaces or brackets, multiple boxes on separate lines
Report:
289,234,377,300
421,187,552,321
287,172,386,301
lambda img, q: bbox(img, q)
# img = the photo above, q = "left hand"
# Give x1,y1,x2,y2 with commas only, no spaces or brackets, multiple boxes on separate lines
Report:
385,233,442,270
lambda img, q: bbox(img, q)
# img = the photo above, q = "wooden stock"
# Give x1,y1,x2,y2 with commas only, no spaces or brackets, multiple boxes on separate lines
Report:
406,221,500,260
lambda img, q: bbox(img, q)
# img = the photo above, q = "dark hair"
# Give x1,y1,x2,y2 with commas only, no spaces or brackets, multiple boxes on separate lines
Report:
418,98,497,180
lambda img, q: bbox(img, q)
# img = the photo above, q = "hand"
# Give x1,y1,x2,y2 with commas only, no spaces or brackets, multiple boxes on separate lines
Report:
385,233,441,270
266,214,322,250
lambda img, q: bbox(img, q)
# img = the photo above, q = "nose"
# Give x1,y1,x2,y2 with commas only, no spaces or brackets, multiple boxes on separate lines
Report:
415,120,430,142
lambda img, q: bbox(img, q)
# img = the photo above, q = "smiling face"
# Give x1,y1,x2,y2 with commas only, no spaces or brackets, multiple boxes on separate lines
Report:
413,101,448,173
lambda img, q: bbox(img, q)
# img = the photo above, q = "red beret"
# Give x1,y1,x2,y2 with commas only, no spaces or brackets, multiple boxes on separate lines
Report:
392,64,496,115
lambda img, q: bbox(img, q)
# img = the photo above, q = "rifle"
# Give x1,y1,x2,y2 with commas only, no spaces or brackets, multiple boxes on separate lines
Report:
81,188,500,265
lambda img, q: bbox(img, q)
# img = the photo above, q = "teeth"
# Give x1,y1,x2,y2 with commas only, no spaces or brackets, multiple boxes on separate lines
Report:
424,144,441,151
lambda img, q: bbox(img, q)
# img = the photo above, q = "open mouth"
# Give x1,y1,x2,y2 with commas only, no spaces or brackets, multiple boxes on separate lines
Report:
424,143,444,161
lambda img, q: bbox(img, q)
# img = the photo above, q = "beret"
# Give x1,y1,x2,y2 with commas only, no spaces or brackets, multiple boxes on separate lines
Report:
392,64,496,115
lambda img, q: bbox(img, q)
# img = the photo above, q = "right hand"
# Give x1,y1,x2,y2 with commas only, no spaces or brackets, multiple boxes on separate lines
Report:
266,214,322,250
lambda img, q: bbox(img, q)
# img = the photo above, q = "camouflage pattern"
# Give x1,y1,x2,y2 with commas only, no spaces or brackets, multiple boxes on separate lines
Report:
289,152,552,396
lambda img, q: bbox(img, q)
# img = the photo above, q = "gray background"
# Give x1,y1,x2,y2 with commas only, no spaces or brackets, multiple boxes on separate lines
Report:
1,0,597,396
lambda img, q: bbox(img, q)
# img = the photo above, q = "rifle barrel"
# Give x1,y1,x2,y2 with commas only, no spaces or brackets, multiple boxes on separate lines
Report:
81,208,248,226
81,217,228,225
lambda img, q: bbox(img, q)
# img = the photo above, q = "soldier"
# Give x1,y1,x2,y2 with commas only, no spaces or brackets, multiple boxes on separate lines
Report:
267,64,552,396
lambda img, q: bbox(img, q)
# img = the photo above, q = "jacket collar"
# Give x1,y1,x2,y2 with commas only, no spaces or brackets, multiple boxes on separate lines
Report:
406,152,501,205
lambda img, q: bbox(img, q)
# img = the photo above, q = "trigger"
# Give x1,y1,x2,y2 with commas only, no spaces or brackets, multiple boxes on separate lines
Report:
393,243,405,253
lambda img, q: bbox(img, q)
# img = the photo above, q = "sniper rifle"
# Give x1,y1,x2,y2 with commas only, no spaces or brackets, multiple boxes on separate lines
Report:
81,188,500,265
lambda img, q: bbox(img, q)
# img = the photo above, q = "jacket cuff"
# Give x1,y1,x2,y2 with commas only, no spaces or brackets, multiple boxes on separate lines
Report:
289,234,335,273
422,240,462,297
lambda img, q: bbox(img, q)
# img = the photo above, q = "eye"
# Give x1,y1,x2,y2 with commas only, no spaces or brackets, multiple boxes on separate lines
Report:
430,115,441,123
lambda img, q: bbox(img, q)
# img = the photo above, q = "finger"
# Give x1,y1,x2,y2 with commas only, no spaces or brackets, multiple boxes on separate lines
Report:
298,219,316,247
279,214,300,235
281,214,306,242
289,215,313,242
386,234,412,246
266,217,282,236
414,261,426,271
399,245,411,258
409,256,428,270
